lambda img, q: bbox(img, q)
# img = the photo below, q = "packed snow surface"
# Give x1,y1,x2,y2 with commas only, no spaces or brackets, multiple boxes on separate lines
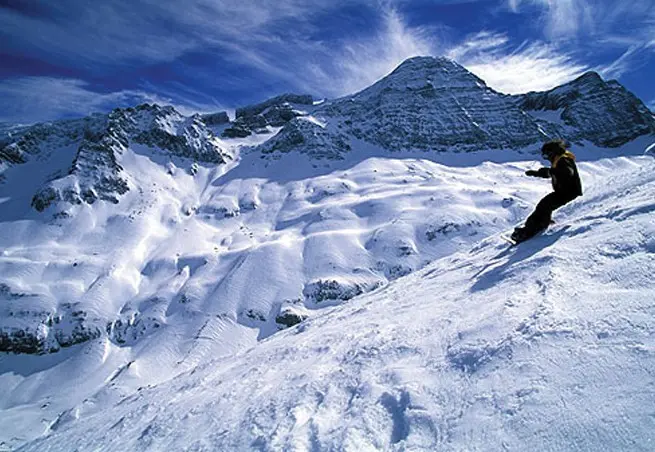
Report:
19,154,655,450
2,55,655,449
0,130,654,450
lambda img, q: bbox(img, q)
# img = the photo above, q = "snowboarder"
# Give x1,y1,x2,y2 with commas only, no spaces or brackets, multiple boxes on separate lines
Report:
511,139,582,243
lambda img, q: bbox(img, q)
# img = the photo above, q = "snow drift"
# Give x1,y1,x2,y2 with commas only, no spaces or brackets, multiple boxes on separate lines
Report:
9,152,655,451
1,56,655,450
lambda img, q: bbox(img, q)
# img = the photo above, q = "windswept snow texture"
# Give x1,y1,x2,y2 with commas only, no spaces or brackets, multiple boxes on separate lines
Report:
14,152,655,451
1,57,655,450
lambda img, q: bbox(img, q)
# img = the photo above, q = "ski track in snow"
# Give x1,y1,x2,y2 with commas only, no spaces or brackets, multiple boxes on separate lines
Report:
0,130,654,450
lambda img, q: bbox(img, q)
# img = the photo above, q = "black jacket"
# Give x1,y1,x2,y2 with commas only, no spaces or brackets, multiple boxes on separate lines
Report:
533,152,582,199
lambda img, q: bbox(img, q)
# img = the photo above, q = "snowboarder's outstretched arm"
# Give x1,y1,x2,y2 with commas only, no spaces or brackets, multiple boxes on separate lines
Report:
525,168,551,178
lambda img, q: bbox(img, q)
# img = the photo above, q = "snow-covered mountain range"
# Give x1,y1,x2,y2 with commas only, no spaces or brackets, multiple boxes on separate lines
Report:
1,56,654,450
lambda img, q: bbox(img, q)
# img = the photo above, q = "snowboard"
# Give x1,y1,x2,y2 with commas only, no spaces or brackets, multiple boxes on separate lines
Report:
503,220,557,246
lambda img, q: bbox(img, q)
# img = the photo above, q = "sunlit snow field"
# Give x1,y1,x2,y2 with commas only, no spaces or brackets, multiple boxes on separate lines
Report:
1,125,654,449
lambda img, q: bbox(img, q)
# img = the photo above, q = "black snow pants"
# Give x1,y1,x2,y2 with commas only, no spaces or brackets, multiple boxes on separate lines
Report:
522,191,577,238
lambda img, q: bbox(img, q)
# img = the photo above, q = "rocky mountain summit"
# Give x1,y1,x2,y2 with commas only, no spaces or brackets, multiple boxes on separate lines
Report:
258,57,655,159
1,104,232,213
519,71,655,147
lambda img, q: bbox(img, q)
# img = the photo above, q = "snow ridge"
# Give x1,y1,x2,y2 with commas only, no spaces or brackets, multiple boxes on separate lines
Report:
17,154,655,451
1,56,655,450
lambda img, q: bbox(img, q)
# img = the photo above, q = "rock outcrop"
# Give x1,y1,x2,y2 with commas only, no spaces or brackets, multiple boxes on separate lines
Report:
201,111,230,126
519,71,655,147
222,93,314,138
256,57,655,159
1,104,232,212
0,288,103,354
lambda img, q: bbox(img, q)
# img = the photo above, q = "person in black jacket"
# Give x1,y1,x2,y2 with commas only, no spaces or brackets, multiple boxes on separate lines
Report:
511,139,582,243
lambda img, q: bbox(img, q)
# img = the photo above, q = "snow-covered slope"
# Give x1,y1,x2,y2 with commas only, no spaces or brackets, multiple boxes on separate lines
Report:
1,56,655,450
14,152,655,451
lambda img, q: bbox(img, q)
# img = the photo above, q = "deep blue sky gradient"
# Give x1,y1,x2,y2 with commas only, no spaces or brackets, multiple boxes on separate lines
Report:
1,0,653,124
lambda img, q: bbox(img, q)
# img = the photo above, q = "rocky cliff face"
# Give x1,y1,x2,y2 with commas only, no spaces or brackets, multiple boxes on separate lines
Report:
255,57,655,159
222,93,314,138
0,283,103,354
519,71,655,147
325,57,546,152
0,115,106,166
2,104,232,213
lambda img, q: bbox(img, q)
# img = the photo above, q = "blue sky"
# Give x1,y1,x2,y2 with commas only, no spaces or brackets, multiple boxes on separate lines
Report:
1,0,654,124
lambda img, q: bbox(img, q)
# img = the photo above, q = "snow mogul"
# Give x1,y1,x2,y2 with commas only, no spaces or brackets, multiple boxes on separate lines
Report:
511,139,582,243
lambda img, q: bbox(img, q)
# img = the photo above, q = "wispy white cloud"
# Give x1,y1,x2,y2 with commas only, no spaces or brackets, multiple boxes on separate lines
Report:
176,3,438,99
448,31,588,94
0,1,441,121
509,0,655,46
447,31,509,61
596,45,642,80
0,77,221,124
318,6,437,96
507,0,520,13
0,0,361,67
507,0,593,39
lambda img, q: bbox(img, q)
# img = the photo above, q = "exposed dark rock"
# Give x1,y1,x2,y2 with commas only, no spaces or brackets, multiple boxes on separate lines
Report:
259,117,350,160
0,283,28,299
318,57,545,153
1,116,105,166
303,279,382,304
0,143,25,164
262,104,304,127
254,57,655,159
236,94,313,119
107,313,162,346
222,94,313,138
2,103,231,213
0,329,43,354
0,307,102,354
116,105,229,163
275,309,307,328
201,111,230,125
519,71,655,147
31,187,58,212
425,221,482,240
243,309,266,322
222,124,252,138
375,261,413,280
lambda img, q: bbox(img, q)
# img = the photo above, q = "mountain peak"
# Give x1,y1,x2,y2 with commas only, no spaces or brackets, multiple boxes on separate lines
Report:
565,70,605,92
576,70,603,82
353,56,487,101
393,55,458,71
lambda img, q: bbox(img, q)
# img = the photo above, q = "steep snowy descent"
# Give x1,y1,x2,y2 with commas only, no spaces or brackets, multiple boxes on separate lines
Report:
18,153,655,451
1,55,655,450
4,137,654,448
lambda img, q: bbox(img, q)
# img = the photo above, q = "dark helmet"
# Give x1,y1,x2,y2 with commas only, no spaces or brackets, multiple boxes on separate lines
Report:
541,139,567,160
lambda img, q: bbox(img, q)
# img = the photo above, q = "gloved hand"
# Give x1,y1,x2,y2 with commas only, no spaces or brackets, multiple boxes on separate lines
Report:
525,170,539,177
